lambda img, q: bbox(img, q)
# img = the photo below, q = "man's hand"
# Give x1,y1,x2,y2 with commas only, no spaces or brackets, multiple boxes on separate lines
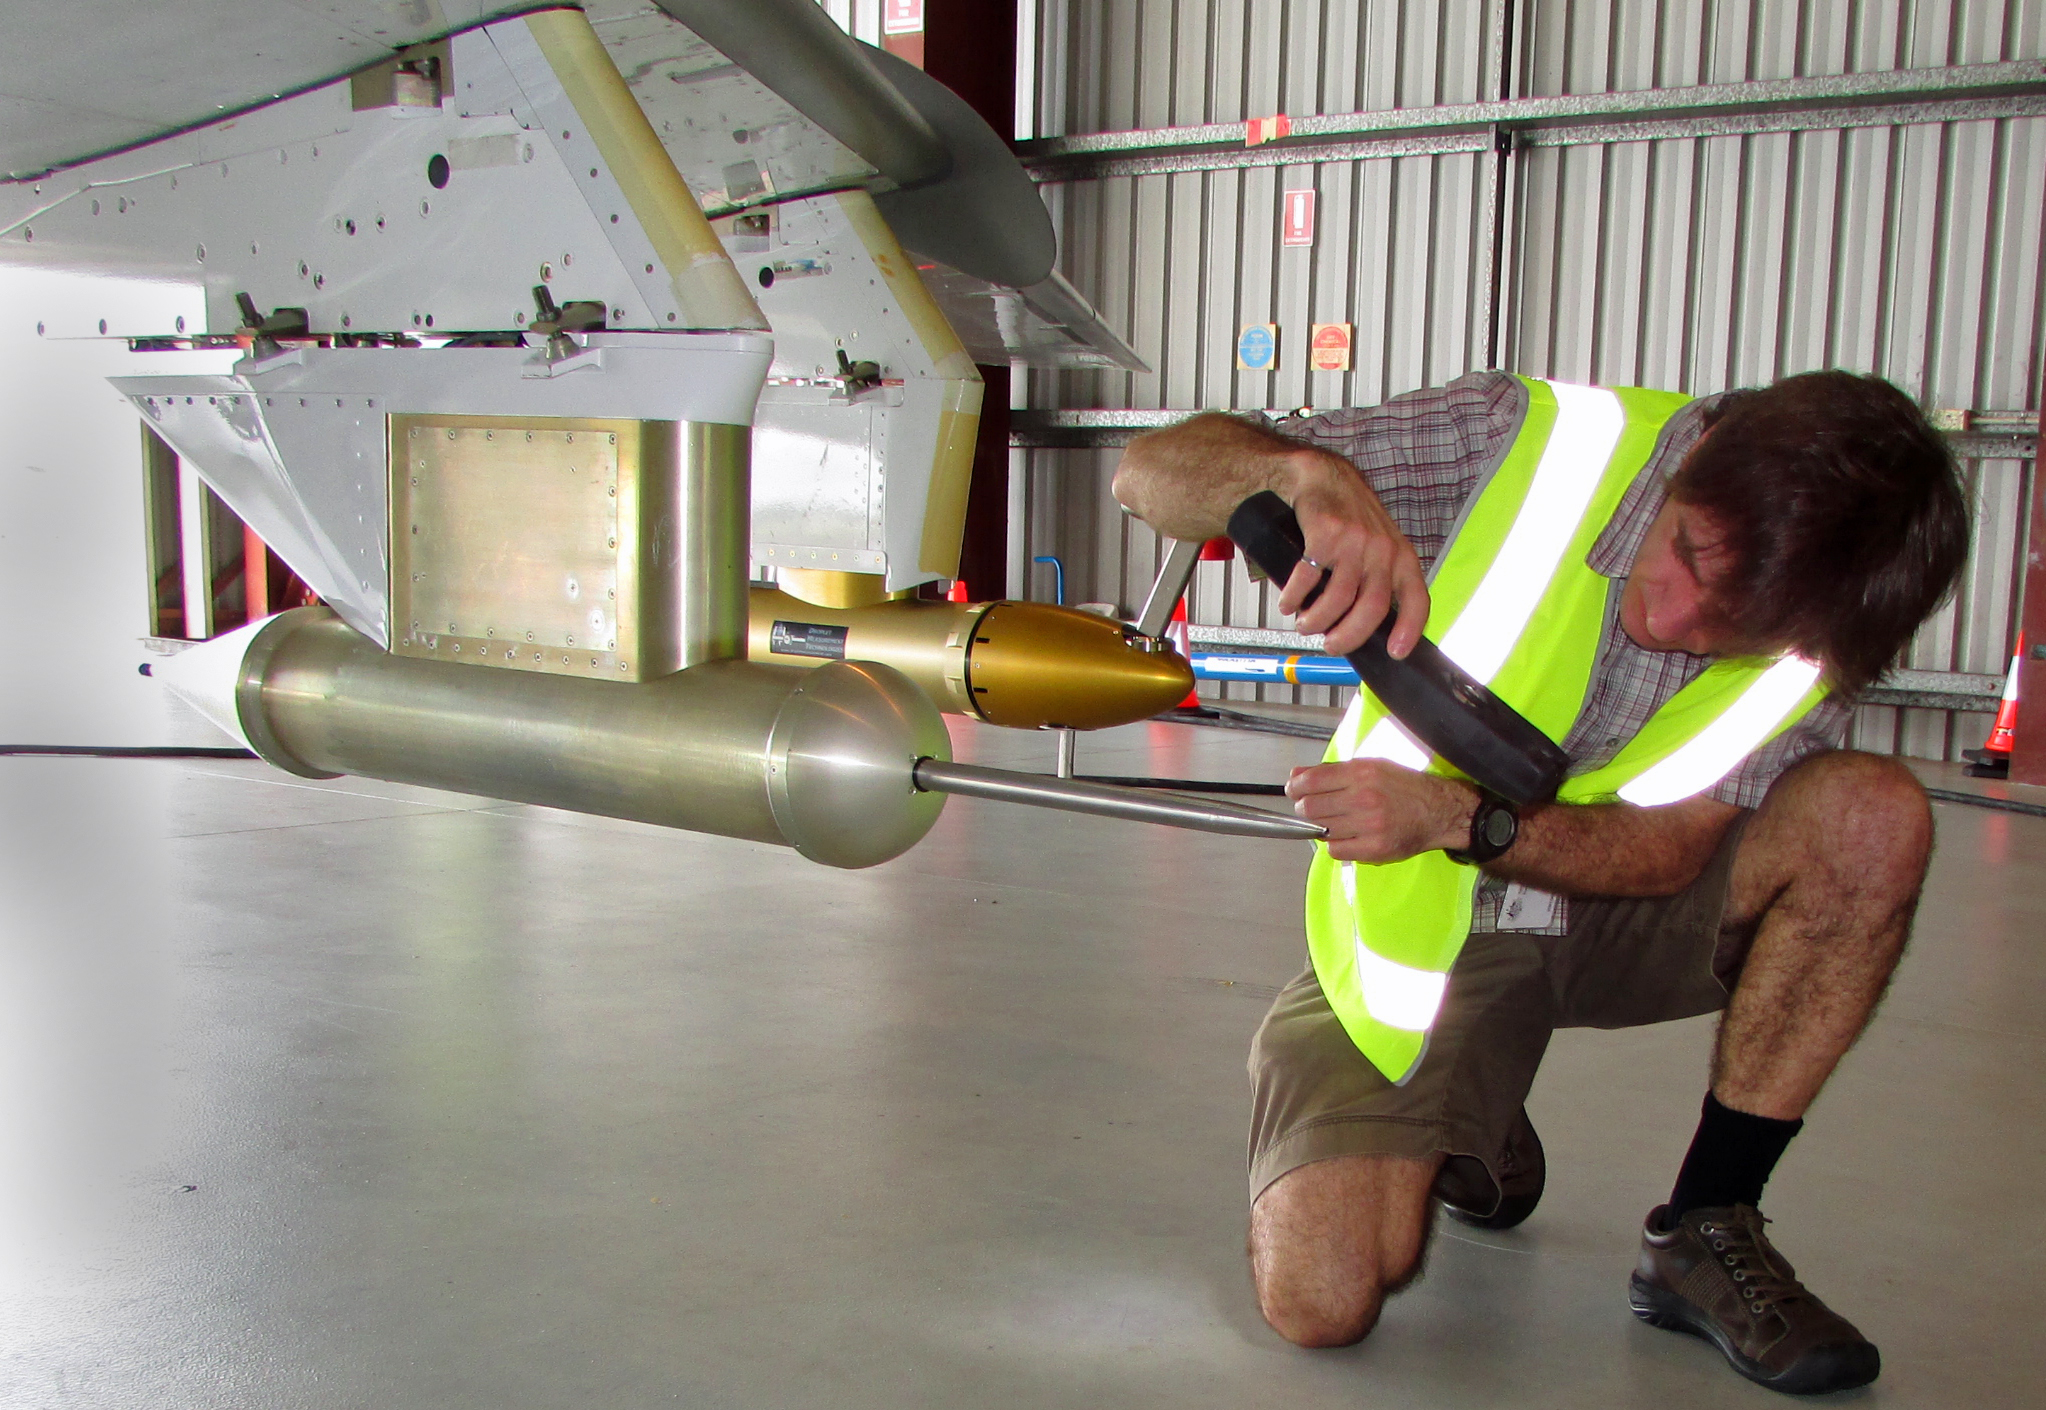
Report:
1112,413,1431,658
1277,454,1431,658
1286,759,1476,864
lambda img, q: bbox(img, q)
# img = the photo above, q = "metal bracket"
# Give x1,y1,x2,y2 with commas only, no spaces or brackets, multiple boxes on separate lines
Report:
233,292,309,361
1132,537,1203,641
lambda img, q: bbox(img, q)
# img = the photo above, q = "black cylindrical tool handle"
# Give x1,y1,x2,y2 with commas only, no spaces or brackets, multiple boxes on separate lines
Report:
1226,491,1568,806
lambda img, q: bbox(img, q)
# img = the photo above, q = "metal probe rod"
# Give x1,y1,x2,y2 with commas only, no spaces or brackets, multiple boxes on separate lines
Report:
913,758,1326,841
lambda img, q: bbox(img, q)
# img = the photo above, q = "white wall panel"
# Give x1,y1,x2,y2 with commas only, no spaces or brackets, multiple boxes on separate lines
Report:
1027,1,2046,747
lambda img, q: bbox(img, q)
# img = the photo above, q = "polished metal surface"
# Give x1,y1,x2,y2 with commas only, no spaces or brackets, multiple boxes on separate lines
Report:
390,416,747,681
914,757,1324,840
768,656,950,868
752,586,986,714
748,588,1196,730
238,608,946,867
672,421,752,668
966,599,1196,730
1133,538,1205,641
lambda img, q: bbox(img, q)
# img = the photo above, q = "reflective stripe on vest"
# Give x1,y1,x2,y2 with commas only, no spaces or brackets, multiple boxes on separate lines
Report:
1305,377,1829,1085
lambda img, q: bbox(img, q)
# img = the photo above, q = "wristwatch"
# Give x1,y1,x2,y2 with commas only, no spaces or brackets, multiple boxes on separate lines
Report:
1446,790,1518,866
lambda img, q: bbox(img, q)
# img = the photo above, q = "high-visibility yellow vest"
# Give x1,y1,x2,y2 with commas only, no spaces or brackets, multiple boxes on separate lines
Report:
1306,378,1829,1084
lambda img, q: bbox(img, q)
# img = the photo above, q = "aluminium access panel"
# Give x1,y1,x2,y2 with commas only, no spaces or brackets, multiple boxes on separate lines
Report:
390,414,683,682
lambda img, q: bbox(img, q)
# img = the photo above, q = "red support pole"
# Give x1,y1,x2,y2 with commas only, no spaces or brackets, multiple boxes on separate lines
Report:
922,1,1020,604
244,523,270,621
2011,376,2046,786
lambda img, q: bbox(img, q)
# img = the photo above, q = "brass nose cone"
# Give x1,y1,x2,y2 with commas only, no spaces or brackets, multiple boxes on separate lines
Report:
966,603,1193,730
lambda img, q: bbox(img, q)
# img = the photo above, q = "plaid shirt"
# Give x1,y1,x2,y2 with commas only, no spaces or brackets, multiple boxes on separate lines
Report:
1292,371,1849,934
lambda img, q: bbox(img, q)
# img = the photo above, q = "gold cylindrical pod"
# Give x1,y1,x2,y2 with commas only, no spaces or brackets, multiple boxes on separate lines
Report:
236,608,947,868
747,588,1195,730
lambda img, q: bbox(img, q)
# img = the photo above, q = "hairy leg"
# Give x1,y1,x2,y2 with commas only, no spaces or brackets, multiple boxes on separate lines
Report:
1247,1152,1442,1347
1715,751,1932,1120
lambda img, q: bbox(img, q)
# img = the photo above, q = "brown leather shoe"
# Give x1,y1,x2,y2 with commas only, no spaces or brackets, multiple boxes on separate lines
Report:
1629,1204,1879,1394
1434,1106,1544,1230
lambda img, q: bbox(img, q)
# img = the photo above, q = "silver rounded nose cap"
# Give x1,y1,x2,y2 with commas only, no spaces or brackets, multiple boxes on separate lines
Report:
766,659,950,868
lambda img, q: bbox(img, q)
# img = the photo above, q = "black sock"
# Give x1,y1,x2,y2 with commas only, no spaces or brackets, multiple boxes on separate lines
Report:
1663,1092,1803,1224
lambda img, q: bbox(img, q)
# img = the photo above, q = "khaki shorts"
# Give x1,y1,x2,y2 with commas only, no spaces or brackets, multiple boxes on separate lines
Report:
1248,813,1752,1206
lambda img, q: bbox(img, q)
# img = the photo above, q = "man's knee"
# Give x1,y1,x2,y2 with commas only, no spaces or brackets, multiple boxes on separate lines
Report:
1756,750,1932,881
1248,1153,1438,1349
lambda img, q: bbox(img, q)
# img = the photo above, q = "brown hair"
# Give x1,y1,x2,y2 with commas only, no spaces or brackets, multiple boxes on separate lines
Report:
1669,370,1971,696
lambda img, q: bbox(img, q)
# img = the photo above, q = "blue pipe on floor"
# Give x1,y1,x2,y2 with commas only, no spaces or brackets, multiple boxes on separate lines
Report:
1190,651,1361,686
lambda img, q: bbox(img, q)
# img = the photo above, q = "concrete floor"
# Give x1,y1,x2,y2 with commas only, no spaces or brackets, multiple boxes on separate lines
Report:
0,711,2040,1407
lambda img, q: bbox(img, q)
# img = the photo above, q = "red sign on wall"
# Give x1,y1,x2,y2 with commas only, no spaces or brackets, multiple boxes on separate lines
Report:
1282,189,1316,247
883,0,925,35
1310,323,1353,372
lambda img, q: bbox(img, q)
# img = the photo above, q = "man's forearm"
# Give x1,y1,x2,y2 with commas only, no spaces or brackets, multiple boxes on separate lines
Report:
1113,412,1331,542
1484,792,1743,898
1290,761,1740,896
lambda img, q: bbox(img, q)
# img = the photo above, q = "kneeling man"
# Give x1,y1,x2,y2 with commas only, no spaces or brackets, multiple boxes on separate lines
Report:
1114,370,1970,1395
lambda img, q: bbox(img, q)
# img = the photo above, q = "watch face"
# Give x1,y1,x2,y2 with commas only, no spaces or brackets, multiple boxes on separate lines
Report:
1481,807,1516,848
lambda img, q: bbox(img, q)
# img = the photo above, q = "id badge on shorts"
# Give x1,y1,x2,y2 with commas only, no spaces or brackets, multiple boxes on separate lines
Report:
1498,881,1561,931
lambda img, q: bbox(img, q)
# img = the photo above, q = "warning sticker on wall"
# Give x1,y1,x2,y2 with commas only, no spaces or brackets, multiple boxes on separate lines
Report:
769,621,850,660
1246,115,1292,147
883,0,925,35
1309,323,1353,372
1236,324,1278,371
1282,189,1316,247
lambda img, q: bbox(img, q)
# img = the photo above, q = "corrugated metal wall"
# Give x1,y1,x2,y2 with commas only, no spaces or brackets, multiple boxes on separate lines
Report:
1017,0,2046,758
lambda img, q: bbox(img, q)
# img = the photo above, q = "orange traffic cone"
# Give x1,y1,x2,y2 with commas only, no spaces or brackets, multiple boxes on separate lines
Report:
1964,633,2022,778
946,578,971,603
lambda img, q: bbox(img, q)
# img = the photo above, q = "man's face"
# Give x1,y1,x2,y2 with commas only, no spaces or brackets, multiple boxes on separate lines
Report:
1618,499,1750,656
